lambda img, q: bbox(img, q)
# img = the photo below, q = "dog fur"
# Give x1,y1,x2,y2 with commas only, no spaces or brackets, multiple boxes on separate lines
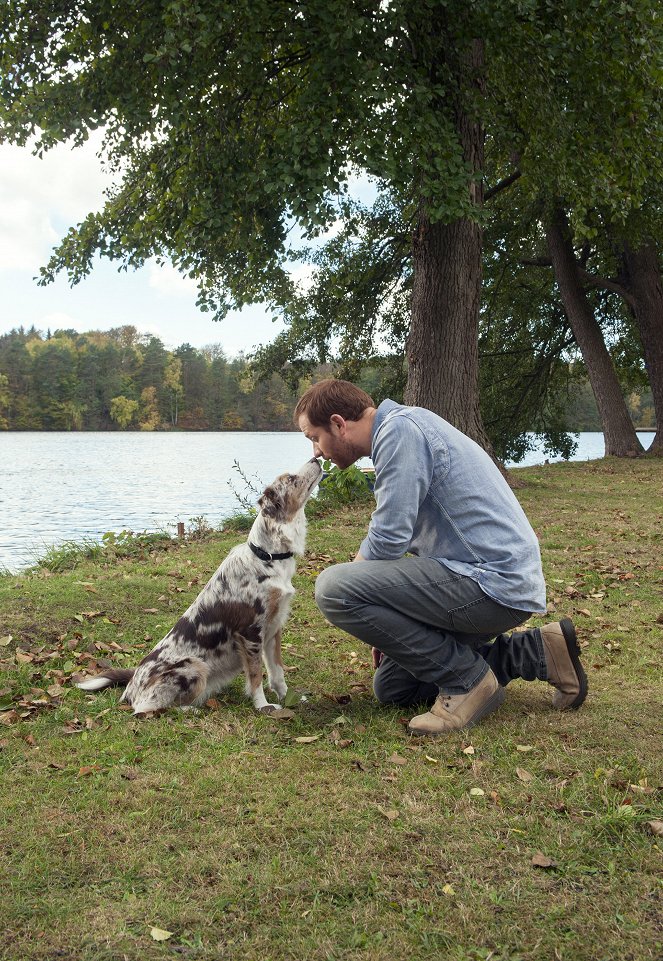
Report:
76,458,322,714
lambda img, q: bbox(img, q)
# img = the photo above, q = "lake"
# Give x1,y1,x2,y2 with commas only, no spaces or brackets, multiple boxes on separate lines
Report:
0,430,655,573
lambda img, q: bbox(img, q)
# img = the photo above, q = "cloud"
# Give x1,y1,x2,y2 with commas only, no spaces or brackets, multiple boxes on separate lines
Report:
0,133,110,271
147,260,199,296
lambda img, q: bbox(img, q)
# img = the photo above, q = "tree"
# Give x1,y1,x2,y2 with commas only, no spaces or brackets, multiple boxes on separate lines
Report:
544,206,644,457
163,356,183,427
0,372,9,429
2,2,660,453
110,394,139,429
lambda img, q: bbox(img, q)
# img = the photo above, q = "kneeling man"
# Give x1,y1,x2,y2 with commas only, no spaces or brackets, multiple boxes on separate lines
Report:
296,379,587,735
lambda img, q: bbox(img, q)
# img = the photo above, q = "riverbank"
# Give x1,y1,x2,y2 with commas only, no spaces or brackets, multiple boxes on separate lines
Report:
0,458,661,961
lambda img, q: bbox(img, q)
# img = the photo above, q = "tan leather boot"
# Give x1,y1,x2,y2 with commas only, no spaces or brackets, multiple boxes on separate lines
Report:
540,618,588,710
407,669,505,736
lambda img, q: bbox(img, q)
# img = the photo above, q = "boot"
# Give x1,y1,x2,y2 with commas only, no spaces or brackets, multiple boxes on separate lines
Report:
407,669,505,736
540,618,588,710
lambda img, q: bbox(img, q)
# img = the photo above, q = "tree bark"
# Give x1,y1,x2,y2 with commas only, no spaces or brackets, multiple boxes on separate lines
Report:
622,242,663,455
545,207,643,457
405,39,494,456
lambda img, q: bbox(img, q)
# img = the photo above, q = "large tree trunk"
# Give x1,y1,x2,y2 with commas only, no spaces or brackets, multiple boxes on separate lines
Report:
622,242,663,455
405,39,494,455
546,207,643,457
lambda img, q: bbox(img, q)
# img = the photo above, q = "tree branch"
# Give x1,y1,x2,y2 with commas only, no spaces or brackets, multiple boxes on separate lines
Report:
484,169,522,202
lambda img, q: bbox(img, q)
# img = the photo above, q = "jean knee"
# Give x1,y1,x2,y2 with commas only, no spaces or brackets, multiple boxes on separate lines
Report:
314,563,352,617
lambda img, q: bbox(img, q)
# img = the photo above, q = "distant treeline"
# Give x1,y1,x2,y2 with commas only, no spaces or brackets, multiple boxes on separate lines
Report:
0,325,655,433
0,325,306,431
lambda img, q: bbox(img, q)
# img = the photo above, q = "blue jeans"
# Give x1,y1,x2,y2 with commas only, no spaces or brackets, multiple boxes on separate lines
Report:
315,557,548,703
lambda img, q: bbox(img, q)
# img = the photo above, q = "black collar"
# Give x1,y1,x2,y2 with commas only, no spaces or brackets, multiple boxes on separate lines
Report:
249,542,294,562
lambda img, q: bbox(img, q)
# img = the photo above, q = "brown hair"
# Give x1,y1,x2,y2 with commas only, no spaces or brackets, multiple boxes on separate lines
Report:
294,379,375,428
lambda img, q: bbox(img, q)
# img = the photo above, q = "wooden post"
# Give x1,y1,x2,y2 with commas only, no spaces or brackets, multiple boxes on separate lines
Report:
177,522,185,539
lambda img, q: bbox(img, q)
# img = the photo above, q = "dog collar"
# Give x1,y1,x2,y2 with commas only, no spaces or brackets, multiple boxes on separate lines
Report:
249,542,294,563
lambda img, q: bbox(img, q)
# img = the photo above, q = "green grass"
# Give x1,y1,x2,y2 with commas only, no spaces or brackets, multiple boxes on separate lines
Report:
0,458,661,961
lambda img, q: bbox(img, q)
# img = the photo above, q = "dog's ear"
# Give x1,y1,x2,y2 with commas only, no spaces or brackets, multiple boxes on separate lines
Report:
259,485,285,519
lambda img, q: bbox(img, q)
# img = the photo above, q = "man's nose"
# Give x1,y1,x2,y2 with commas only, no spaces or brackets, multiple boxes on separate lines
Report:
312,442,322,458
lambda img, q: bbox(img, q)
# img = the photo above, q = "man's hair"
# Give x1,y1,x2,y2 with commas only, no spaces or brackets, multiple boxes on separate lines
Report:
294,379,375,427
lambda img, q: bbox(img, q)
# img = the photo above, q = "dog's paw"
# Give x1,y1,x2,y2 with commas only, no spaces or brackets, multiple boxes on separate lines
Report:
269,681,288,701
258,703,282,714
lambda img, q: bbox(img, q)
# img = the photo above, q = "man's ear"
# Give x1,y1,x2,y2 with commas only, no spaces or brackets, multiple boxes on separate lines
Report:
329,414,346,433
258,485,284,519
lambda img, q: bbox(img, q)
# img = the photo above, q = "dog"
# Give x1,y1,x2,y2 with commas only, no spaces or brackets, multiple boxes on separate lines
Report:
76,457,322,714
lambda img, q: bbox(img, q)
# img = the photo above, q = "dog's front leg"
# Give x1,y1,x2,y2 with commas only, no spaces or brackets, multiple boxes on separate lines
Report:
263,629,287,702
239,643,280,712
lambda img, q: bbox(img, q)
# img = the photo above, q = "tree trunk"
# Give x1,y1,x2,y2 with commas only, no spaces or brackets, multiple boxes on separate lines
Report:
546,207,643,457
622,242,663,455
405,39,494,456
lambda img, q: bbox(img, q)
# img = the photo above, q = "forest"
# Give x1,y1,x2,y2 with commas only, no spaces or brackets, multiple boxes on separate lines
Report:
0,324,654,443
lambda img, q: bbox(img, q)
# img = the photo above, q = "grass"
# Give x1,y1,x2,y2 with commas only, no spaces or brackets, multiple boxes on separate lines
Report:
0,458,661,961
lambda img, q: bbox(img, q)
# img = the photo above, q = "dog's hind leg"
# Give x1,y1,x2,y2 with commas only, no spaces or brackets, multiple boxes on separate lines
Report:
263,629,287,702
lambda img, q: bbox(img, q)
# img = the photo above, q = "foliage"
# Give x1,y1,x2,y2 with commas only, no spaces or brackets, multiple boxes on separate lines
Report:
0,325,302,431
315,460,375,510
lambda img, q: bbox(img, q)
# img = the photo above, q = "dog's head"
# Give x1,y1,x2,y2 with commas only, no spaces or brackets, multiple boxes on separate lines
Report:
258,458,323,522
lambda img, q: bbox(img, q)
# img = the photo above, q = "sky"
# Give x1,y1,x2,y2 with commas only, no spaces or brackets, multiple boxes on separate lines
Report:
0,132,298,356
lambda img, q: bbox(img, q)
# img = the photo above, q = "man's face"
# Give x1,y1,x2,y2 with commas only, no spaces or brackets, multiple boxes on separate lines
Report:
298,413,360,470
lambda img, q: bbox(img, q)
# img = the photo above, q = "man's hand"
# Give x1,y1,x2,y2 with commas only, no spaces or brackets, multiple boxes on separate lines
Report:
352,550,365,562
372,647,383,669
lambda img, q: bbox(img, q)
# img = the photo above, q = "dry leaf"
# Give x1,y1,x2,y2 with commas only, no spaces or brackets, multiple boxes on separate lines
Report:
0,710,19,726
150,927,173,942
377,806,399,821
441,883,455,896
78,765,100,777
469,787,485,797
424,755,439,764
294,734,323,743
271,708,296,720
388,752,408,766
0,635,12,646
645,820,663,836
516,744,534,753
531,852,557,869
335,738,353,749
516,767,534,783
462,745,475,755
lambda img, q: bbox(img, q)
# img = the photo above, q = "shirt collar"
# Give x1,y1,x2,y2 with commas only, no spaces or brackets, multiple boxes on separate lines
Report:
371,399,401,446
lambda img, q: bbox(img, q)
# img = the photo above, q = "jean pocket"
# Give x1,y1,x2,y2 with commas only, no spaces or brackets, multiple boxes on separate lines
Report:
449,597,528,635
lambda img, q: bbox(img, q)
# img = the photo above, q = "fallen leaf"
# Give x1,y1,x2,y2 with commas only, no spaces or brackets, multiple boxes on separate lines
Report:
424,755,439,764
441,883,455,896
388,752,408,766
469,787,485,797
0,635,12,646
143,608,159,614
462,745,475,755
271,708,296,720
150,927,173,942
335,738,353,748
377,806,399,821
283,689,301,708
578,609,592,617
516,745,534,753
294,735,323,743
78,765,101,777
531,852,557,869
205,698,221,710
516,767,534,783
0,710,19,725
645,820,663,836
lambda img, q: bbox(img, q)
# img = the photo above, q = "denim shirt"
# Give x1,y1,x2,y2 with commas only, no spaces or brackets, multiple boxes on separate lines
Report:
358,400,547,614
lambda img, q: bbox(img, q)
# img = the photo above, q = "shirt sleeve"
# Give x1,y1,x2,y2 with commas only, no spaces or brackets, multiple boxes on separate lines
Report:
358,415,435,560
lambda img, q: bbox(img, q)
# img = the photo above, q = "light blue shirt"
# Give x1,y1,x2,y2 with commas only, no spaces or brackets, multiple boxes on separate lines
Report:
359,400,547,614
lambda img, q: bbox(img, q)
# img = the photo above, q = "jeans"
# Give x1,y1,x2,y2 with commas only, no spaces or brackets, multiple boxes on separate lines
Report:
315,557,548,704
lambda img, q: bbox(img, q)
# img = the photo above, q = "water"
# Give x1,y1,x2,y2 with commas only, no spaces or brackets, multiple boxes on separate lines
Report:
0,430,655,572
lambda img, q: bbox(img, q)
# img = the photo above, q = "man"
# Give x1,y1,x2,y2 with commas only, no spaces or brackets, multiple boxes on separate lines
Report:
295,379,587,736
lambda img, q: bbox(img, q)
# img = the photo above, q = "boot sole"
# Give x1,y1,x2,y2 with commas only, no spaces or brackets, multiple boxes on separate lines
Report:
558,617,588,710
407,684,506,736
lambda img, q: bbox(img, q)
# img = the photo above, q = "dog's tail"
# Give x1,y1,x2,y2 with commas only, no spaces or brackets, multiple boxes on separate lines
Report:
76,668,135,692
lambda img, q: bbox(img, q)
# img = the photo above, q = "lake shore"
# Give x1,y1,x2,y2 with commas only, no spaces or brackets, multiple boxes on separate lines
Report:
0,458,661,961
